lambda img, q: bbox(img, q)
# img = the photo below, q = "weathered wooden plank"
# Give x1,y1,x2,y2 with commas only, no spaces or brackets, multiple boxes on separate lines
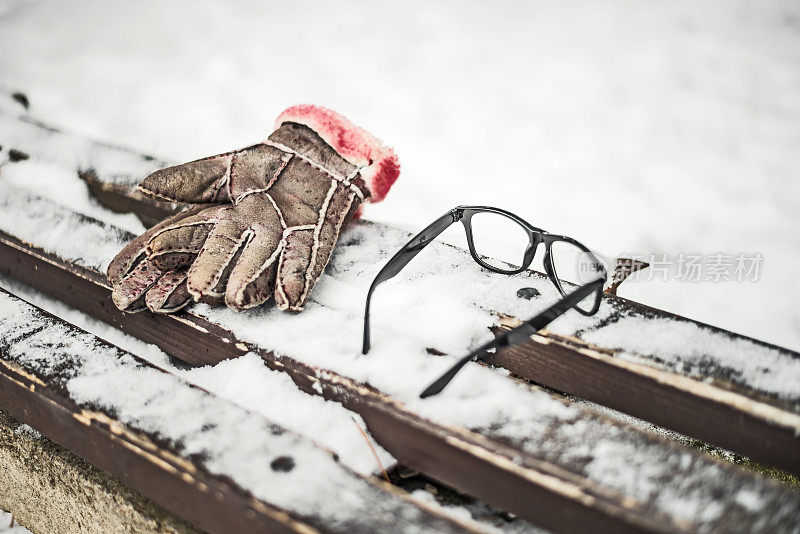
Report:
7,110,789,477
2,187,799,533
0,287,487,534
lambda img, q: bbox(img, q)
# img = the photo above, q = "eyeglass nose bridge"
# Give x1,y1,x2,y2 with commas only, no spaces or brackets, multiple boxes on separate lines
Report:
522,235,542,270
459,213,478,262
542,244,556,281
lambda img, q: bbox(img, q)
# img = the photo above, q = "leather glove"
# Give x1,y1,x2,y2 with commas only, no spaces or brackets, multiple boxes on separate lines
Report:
107,105,399,313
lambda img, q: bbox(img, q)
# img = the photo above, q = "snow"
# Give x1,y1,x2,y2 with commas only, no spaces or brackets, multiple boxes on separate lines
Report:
0,274,177,369
0,289,481,533
13,424,41,441
0,511,30,534
0,111,165,189
0,0,798,352
0,158,144,234
173,353,395,475
580,313,800,401
1,187,799,530
408,491,547,534
0,183,131,272
409,492,475,525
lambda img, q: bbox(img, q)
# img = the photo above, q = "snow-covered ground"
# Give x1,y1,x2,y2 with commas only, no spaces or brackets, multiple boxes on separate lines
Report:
1,0,798,350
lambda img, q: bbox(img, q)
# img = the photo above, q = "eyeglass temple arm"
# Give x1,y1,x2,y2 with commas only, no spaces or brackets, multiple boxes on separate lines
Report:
419,278,604,398
362,210,462,354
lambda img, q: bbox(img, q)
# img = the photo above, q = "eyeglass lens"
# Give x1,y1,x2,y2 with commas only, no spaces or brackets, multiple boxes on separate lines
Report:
467,211,530,272
548,240,604,313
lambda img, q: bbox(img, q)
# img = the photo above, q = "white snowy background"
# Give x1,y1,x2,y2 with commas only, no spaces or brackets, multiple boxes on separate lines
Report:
0,0,798,352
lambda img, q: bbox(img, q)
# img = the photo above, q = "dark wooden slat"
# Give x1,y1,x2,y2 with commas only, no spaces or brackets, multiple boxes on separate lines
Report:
0,287,486,534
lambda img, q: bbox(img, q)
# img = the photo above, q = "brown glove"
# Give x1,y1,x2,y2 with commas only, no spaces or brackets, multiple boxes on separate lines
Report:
108,105,399,313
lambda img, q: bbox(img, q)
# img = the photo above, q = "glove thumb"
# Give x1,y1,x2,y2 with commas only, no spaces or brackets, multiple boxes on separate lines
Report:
138,153,232,204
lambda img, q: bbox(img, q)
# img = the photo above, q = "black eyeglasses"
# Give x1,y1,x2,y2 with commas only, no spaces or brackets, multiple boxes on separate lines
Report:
362,206,608,398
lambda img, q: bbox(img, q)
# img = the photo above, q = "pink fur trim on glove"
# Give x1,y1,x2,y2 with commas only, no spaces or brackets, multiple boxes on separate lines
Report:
275,105,400,203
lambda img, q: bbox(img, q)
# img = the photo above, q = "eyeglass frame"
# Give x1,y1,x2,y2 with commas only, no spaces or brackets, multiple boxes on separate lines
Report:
361,205,608,397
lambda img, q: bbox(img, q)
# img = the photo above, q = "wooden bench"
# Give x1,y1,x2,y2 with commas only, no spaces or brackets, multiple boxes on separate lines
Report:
1,103,799,533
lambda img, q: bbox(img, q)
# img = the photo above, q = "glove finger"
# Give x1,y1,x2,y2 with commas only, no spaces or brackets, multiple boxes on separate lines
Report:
146,208,222,271
186,220,251,301
138,153,233,204
111,257,164,312
107,205,208,285
144,268,192,313
274,185,359,311
274,228,314,310
224,227,283,310
201,235,247,307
